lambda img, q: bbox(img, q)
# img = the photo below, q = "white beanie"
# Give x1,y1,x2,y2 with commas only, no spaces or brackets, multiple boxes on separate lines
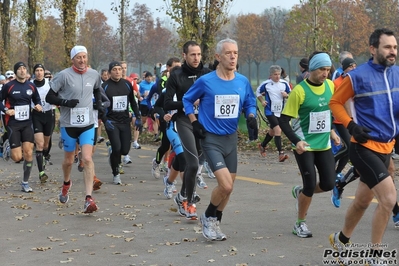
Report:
70,45,88,59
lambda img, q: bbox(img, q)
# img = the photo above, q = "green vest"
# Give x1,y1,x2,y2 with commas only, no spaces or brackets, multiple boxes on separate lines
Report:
291,81,332,151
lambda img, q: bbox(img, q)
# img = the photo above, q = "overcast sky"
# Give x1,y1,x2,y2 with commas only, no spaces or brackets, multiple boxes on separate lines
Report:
82,0,301,27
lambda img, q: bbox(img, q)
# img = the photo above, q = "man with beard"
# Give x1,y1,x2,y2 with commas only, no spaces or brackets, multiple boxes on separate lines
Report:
0,62,42,192
164,41,211,220
329,28,399,265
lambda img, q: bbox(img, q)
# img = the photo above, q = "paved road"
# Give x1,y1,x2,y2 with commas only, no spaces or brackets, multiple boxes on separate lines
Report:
0,133,398,266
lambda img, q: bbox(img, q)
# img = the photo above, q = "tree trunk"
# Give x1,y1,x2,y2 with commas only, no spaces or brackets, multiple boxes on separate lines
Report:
1,0,11,72
62,0,79,67
27,0,38,71
120,0,125,61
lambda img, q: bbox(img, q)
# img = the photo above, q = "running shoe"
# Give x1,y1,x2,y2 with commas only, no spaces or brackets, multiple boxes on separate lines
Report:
83,197,98,213
258,143,266,157
185,202,198,220
39,171,48,183
123,155,132,165
331,184,343,208
393,212,399,228
163,176,173,199
174,193,186,216
21,182,33,193
59,181,71,203
293,221,312,238
329,232,351,265
196,173,208,189
3,139,10,161
77,151,84,172
203,161,215,179
73,154,78,164
200,213,217,240
132,142,141,149
93,176,103,191
58,139,63,149
113,174,122,185
119,164,124,174
97,136,105,144
279,153,289,162
214,220,227,241
192,191,201,203
152,158,160,179
44,154,53,165
292,185,302,212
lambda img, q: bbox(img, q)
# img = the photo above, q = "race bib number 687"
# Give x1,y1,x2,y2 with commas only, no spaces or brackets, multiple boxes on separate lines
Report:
214,94,240,119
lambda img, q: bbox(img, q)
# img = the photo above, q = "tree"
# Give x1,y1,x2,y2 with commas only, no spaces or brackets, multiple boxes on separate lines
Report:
163,0,233,64
235,14,269,85
40,16,65,72
27,0,39,70
111,0,129,61
125,3,155,73
0,0,17,72
61,0,79,67
78,9,119,70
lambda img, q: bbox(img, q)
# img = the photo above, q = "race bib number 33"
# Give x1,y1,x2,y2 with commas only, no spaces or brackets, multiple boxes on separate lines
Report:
70,107,89,126
214,95,240,119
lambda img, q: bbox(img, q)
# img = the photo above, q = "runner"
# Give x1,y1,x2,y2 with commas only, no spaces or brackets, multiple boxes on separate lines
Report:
0,62,42,192
46,45,103,213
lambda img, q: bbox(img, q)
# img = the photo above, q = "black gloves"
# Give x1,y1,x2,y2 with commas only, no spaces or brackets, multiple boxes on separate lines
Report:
62,99,79,108
192,120,206,139
247,116,257,130
347,121,371,143
104,120,114,131
135,118,143,131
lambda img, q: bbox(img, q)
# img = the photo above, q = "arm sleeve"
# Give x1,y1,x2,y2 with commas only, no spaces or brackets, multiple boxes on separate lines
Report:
279,114,302,145
128,85,141,119
100,86,110,108
329,76,354,127
46,89,64,106
164,73,183,111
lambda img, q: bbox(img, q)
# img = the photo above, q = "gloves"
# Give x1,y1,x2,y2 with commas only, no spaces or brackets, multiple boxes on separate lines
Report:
247,116,257,130
93,100,102,110
105,120,115,131
62,99,79,108
347,120,371,143
192,120,206,139
135,118,142,131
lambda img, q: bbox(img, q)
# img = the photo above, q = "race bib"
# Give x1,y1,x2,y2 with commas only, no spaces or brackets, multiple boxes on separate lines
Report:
214,95,239,119
112,95,127,111
70,107,89,126
308,110,330,133
271,101,283,113
15,105,30,121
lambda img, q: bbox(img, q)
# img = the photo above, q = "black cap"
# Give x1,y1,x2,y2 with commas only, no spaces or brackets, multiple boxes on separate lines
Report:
145,71,153,78
299,58,308,69
33,63,45,73
342,58,356,71
109,61,122,72
14,62,27,74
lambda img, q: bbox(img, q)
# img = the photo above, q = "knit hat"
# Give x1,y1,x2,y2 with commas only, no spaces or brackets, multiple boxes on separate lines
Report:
33,63,45,73
108,61,122,72
70,45,87,59
299,58,308,69
309,53,332,71
14,62,27,73
342,58,356,71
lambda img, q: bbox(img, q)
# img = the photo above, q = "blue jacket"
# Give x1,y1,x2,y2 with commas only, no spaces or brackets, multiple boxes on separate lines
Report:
349,58,399,142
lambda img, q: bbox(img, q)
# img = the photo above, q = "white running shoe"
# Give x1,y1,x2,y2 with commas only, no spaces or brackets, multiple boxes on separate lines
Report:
113,174,122,185
123,155,132,165
152,158,160,179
